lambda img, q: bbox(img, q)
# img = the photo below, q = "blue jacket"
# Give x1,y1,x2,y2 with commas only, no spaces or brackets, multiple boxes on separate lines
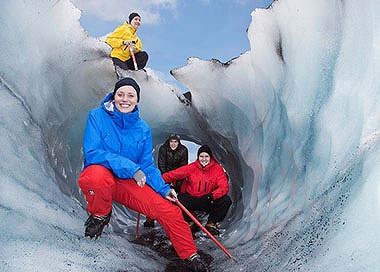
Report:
83,93,170,198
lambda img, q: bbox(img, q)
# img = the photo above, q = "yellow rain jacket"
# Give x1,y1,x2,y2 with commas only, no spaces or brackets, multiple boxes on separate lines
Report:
105,22,143,62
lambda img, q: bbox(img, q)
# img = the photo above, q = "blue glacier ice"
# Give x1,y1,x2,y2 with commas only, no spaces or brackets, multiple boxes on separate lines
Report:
1,0,380,271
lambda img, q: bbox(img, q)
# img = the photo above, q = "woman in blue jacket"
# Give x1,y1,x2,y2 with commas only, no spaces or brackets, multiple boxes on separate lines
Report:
77,77,209,272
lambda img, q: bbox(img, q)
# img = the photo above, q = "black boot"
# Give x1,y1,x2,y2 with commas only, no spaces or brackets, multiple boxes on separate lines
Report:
205,221,219,236
84,211,111,239
185,253,210,272
188,221,200,234
143,218,155,228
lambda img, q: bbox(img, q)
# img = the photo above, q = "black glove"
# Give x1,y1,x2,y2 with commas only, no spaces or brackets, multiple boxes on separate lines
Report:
201,193,213,204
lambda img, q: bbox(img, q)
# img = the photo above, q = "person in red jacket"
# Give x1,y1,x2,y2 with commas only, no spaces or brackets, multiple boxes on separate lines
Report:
162,145,232,236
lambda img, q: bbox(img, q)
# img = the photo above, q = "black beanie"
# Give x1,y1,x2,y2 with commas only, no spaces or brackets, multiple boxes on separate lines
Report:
113,77,140,102
129,12,140,23
169,133,181,141
197,145,213,158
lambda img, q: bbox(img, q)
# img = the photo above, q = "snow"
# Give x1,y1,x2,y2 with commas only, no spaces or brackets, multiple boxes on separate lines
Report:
1,0,380,271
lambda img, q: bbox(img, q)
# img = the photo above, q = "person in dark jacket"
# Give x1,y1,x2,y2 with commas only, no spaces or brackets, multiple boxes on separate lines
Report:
144,133,188,228
162,145,232,236
158,134,188,172
77,77,209,272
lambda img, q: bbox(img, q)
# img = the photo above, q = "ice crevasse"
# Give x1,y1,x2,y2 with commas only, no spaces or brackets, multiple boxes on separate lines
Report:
0,0,380,271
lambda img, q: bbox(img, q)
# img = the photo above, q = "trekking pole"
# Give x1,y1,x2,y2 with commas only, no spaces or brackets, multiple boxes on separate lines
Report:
130,47,138,71
136,212,141,237
175,199,236,261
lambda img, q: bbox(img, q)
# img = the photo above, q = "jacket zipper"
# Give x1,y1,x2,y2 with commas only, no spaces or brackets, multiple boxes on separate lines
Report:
199,166,207,192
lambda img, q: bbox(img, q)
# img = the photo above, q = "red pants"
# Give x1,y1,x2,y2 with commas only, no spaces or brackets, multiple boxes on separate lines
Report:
78,165,197,260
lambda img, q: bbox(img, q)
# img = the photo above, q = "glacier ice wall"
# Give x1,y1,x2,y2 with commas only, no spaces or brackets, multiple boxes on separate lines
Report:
1,0,380,271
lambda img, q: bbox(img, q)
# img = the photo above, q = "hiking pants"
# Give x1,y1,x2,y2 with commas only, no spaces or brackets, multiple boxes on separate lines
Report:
112,51,148,70
178,193,232,223
78,164,197,260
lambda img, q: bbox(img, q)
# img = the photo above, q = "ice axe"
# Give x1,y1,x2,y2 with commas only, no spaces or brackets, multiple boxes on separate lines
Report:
123,42,138,71
136,212,141,238
129,46,138,71
175,198,236,262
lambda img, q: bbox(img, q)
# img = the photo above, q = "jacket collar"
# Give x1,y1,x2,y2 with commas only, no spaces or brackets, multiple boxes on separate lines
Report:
124,22,137,34
196,157,216,170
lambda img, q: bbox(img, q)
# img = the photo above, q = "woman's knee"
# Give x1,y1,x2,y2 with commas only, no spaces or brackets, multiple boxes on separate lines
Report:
226,195,233,207
78,165,115,188
136,51,148,68
216,195,232,211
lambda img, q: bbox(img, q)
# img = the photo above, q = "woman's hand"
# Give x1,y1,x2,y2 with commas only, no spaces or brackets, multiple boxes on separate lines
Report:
123,40,131,46
133,169,146,188
130,45,137,53
136,176,146,187
165,188,178,202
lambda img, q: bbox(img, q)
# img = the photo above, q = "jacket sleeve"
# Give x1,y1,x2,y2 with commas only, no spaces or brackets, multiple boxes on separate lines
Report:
106,24,142,52
211,165,230,200
83,112,140,179
134,38,143,53
105,25,126,49
162,164,191,183
137,126,170,198
157,145,167,173
179,145,188,167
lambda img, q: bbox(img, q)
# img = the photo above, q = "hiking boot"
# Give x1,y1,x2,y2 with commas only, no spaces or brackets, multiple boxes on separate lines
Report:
185,253,210,272
84,211,111,239
189,221,200,233
205,221,219,236
143,218,155,228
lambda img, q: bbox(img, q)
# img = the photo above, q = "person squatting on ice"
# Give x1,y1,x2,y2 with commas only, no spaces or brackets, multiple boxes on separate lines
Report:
144,133,189,228
162,145,232,236
77,77,209,272
105,12,148,70
158,133,189,192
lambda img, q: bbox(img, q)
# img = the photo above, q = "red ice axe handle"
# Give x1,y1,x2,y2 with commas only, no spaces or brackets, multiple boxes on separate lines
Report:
136,212,140,238
130,47,138,71
175,199,236,261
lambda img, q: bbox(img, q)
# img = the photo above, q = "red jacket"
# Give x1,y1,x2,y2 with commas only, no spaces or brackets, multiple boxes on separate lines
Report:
162,158,229,200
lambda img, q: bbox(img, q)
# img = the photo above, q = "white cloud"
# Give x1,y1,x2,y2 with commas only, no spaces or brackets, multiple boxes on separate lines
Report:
71,0,178,24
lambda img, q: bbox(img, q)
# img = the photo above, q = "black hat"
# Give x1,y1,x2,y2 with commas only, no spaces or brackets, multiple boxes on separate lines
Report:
113,77,140,102
197,145,213,158
129,12,141,23
169,133,180,141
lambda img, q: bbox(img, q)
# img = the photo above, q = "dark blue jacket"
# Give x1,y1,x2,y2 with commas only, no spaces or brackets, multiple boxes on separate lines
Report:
83,93,170,197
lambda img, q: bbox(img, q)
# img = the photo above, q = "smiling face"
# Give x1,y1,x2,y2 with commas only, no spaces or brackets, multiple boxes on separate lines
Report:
169,139,179,150
113,85,138,113
198,152,211,167
130,16,141,30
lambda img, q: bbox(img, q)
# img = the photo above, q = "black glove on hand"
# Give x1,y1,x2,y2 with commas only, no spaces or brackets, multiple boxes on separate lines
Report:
201,193,213,204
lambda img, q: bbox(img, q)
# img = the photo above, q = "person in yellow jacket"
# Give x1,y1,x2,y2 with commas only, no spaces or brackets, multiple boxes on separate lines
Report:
106,12,148,70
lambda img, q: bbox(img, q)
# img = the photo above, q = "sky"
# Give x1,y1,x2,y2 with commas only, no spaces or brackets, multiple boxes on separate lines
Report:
72,0,274,90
